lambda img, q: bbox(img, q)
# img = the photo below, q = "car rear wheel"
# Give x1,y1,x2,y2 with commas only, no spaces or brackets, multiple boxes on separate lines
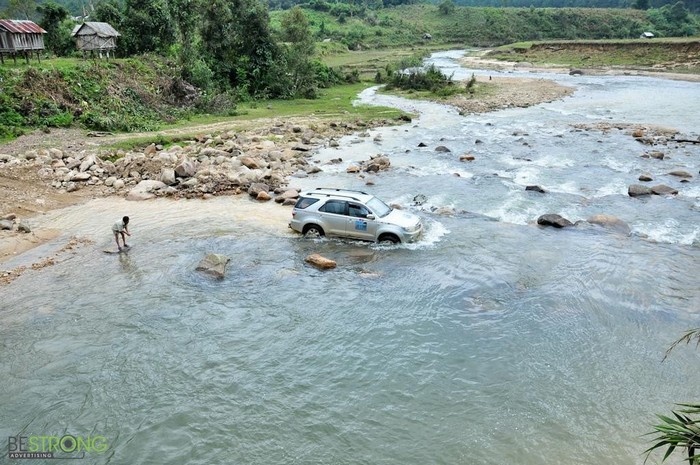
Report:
303,224,325,238
378,234,399,244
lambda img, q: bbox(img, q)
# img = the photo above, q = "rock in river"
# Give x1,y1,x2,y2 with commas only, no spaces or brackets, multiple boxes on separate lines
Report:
196,253,230,278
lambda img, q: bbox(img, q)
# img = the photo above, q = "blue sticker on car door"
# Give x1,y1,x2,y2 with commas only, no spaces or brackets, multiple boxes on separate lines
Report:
355,220,367,231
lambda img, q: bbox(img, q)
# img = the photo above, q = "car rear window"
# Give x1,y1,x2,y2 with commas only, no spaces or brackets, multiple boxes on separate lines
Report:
294,197,319,209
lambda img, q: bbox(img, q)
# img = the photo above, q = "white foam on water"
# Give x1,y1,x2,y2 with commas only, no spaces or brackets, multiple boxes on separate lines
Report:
634,218,700,246
680,184,700,199
594,181,628,198
374,218,450,251
513,166,542,186
481,194,539,225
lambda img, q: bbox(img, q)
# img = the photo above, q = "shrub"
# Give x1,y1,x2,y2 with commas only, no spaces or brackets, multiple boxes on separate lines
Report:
386,64,453,93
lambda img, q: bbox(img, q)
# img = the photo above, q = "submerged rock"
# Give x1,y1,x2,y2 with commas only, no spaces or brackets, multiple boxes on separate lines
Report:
587,214,631,235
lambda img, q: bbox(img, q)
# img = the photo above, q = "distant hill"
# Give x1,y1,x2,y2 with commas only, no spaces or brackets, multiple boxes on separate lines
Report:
1,0,698,19
447,0,698,13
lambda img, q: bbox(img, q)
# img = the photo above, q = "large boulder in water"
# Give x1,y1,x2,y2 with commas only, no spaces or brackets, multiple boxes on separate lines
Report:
196,253,230,278
587,214,631,235
628,184,652,197
651,184,678,196
537,214,573,228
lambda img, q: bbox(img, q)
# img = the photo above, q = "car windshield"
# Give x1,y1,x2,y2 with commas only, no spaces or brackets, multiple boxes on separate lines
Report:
366,197,392,218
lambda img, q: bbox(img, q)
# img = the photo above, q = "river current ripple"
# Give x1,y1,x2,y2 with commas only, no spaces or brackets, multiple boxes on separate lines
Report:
1,51,699,465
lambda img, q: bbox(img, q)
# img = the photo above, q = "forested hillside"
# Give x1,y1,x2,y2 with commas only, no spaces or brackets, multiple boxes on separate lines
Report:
0,0,698,139
1,0,698,18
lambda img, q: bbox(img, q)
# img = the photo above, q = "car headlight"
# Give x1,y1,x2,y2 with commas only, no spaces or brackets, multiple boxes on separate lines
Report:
403,223,421,233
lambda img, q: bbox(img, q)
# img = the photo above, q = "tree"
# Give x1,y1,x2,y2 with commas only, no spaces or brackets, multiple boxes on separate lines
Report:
200,0,280,97
168,0,203,83
632,0,650,10
646,328,700,465
120,0,176,55
280,6,316,97
6,0,36,20
38,1,70,56
93,0,123,27
438,0,456,15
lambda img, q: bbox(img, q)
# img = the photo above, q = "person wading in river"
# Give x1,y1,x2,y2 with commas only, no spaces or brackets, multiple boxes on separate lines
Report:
112,216,131,251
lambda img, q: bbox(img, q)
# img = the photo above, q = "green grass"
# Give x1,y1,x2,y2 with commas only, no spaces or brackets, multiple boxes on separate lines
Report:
320,45,448,80
487,38,700,71
0,56,90,72
100,82,411,151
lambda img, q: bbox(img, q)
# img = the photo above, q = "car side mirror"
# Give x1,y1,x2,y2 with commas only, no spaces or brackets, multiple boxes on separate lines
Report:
366,214,375,220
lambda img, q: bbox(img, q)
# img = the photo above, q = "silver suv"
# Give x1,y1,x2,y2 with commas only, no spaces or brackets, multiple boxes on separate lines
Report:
289,188,423,244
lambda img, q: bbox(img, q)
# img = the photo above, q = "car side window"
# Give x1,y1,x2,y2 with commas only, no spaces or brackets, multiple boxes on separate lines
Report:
319,200,347,215
295,197,319,209
348,203,370,218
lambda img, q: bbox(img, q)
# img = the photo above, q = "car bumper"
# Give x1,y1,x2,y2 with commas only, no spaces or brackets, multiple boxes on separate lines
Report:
400,226,423,243
289,219,303,233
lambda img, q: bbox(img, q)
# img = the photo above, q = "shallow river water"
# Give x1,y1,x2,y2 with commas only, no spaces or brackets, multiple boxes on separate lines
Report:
1,51,699,464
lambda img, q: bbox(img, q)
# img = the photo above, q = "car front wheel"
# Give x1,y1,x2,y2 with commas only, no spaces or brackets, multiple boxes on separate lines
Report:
304,224,325,238
377,234,399,244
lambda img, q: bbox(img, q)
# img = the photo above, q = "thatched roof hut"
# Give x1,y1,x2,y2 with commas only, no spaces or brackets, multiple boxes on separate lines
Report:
0,19,46,63
71,22,120,57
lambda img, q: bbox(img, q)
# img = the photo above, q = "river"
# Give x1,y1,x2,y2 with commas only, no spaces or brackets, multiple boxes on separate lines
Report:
1,51,699,464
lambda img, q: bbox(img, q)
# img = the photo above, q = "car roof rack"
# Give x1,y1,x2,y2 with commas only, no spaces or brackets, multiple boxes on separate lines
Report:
302,187,371,202
313,187,369,195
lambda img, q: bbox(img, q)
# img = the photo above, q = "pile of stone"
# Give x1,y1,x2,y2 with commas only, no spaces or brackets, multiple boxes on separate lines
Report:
0,119,402,203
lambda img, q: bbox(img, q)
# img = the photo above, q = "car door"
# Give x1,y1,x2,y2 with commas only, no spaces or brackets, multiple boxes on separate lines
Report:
346,202,378,241
318,200,349,236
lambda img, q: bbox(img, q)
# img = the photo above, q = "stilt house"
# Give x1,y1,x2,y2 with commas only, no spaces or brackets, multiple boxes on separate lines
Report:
71,22,120,58
0,19,47,64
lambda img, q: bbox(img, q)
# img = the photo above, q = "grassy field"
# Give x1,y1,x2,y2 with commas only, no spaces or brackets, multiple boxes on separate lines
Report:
486,37,700,72
319,45,450,80
96,82,412,151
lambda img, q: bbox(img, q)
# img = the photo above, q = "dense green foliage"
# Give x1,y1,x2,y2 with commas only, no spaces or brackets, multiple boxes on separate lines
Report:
273,4,697,49
385,64,453,92
0,0,698,138
0,58,195,138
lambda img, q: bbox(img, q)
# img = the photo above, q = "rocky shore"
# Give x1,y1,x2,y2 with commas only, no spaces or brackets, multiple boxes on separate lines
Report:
2,71,694,273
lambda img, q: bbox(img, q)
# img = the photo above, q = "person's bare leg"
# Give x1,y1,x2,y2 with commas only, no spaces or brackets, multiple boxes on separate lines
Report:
114,233,122,251
121,232,128,248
